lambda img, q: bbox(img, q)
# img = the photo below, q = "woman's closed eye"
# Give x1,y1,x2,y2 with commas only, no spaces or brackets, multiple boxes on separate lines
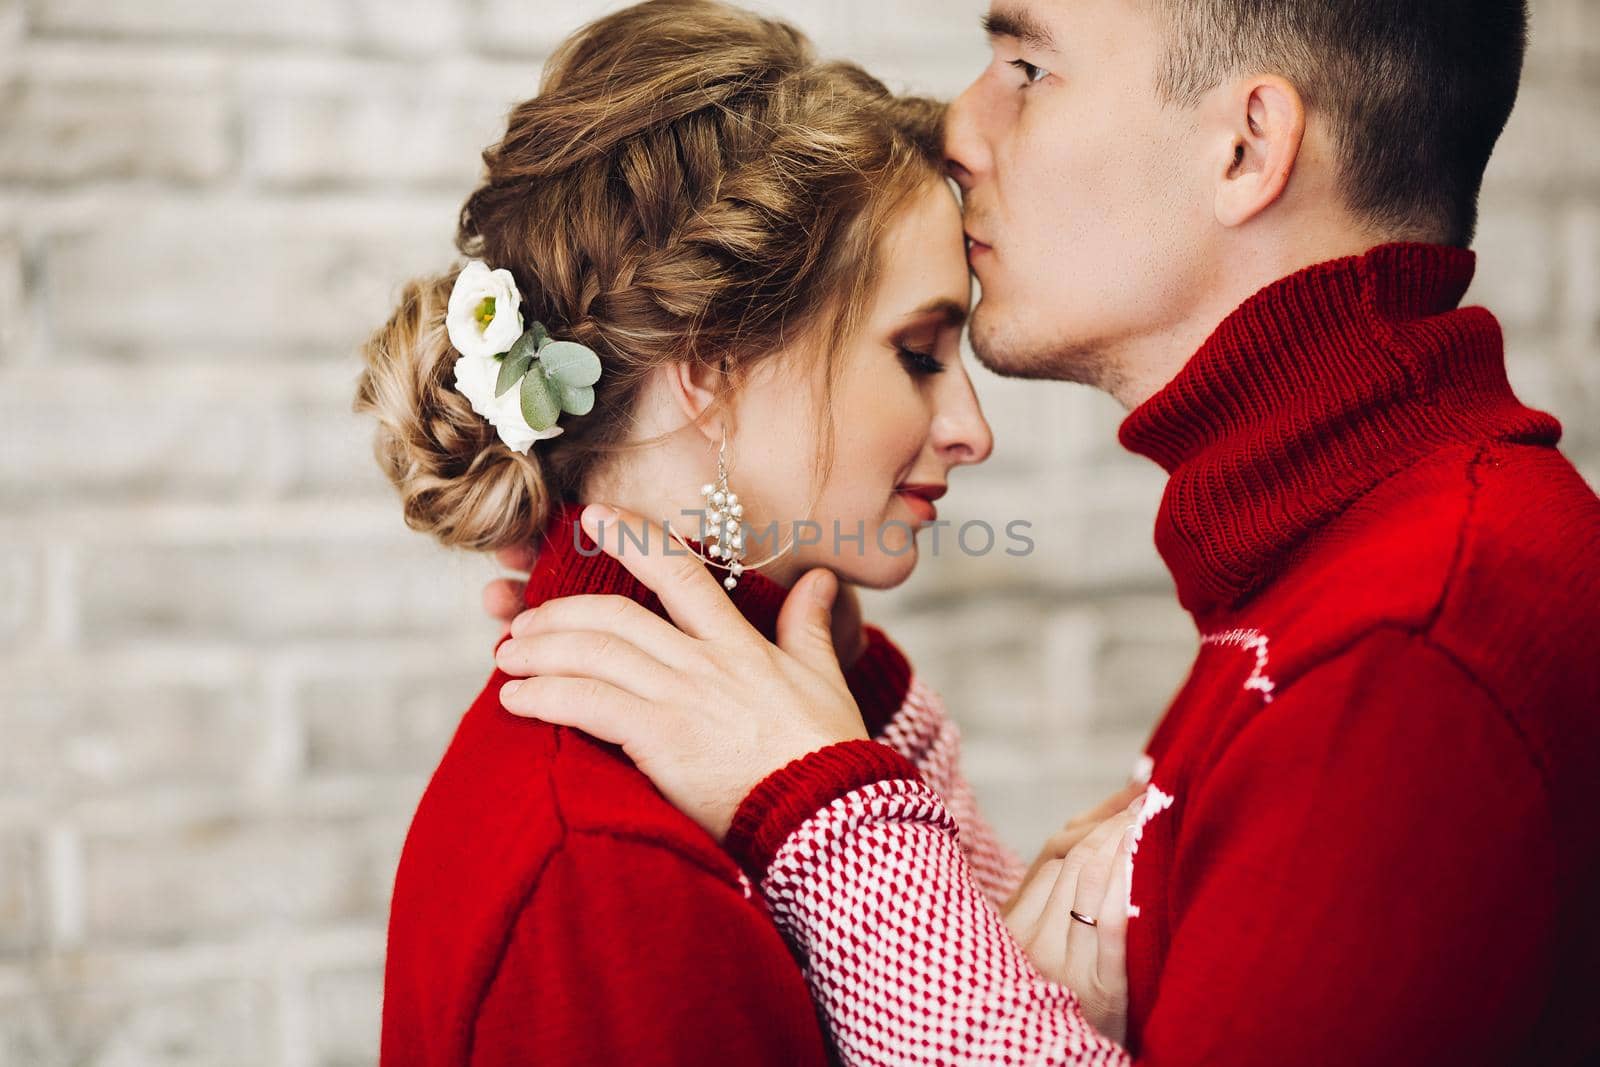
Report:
897,344,946,377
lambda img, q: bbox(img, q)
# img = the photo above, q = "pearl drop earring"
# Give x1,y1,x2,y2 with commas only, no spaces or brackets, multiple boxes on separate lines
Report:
699,436,746,591
666,432,795,594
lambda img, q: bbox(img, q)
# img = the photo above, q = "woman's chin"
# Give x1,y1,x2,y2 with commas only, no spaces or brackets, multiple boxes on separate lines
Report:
829,545,920,591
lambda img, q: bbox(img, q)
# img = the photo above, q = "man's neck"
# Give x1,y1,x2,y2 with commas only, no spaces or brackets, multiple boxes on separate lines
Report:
1109,230,1387,411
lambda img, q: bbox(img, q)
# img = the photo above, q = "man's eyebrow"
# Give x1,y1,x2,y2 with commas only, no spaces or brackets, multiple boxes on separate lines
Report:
981,8,1056,50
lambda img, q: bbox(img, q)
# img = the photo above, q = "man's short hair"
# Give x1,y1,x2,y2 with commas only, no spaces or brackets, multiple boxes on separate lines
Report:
1150,0,1529,247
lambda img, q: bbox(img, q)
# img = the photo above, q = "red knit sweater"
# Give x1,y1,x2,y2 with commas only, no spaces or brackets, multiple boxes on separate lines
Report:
721,243,1600,1066
379,500,1027,1065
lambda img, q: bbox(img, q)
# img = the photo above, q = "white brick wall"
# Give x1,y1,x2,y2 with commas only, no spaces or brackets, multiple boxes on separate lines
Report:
2,1,1595,1062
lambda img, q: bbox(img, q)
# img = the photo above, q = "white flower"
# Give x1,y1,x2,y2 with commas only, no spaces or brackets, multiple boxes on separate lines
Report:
453,350,564,454
445,259,562,453
446,260,524,360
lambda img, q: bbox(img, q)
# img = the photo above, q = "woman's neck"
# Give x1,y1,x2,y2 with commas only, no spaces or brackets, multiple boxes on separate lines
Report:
578,443,805,591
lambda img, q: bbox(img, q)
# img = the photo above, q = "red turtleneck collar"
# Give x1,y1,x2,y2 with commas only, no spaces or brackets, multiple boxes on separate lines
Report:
520,499,912,735
1118,242,1563,620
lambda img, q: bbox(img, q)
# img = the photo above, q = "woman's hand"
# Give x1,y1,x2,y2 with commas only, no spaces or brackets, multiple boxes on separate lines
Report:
1005,780,1147,914
482,528,869,670
1001,794,1143,1044
826,578,867,672
494,504,868,842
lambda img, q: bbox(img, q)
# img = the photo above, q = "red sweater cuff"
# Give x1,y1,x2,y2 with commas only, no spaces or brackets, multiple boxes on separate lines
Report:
844,625,912,740
723,739,922,884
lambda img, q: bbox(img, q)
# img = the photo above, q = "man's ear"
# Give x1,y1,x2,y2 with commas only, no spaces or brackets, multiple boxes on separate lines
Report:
666,357,734,444
1212,75,1306,228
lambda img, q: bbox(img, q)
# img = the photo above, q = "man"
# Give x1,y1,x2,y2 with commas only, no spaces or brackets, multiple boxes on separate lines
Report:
487,0,1600,1063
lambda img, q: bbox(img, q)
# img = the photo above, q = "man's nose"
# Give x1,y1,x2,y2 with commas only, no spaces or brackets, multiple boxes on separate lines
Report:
944,79,988,194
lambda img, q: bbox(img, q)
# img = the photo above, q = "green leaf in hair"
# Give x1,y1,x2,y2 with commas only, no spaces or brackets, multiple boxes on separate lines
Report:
495,329,540,397
520,367,562,431
535,340,602,416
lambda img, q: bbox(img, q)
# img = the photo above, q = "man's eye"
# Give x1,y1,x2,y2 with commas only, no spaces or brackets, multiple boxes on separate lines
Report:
1008,58,1048,85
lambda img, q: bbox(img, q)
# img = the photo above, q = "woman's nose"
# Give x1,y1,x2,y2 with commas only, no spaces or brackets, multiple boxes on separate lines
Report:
932,389,994,468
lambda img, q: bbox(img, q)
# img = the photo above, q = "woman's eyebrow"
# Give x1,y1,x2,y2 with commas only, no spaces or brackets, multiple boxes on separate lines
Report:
900,298,970,328
981,8,1056,51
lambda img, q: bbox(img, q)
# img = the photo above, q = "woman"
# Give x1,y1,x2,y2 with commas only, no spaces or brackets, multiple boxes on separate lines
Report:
356,1,1132,1062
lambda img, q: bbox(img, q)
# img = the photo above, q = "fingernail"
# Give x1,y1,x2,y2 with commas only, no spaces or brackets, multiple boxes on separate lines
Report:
501,679,521,700
1127,794,1145,816
581,504,616,537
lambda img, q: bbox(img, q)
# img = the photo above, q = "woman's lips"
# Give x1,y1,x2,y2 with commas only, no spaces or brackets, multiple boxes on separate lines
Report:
896,484,946,524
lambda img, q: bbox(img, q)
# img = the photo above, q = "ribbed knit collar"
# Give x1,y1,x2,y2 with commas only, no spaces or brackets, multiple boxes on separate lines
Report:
1119,242,1562,620
521,499,911,735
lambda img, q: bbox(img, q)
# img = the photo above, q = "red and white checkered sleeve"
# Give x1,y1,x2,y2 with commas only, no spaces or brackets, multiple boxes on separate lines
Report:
724,741,1131,1067
873,677,1028,908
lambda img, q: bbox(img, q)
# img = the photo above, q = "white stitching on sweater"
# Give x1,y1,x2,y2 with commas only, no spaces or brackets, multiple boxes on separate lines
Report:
1126,783,1174,919
1200,627,1277,704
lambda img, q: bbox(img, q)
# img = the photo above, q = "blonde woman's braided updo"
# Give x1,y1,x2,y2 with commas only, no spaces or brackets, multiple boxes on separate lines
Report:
354,0,947,551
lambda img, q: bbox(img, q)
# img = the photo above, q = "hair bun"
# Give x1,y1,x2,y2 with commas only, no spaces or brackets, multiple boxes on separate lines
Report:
353,269,552,551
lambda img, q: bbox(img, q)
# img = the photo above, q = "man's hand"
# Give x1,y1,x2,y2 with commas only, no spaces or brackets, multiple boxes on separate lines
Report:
484,542,538,635
493,503,869,842
1002,794,1142,1045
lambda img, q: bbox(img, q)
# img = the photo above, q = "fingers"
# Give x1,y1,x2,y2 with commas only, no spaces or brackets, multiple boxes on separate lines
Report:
1094,822,1138,998
1087,780,1149,826
1003,857,1065,944
1064,809,1134,971
483,577,526,629
581,504,751,642
494,541,540,574
494,675,657,752
776,569,847,683
1028,846,1086,983
826,578,867,670
1057,794,1143,1045
507,594,698,671
1031,781,1149,883
495,630,677,704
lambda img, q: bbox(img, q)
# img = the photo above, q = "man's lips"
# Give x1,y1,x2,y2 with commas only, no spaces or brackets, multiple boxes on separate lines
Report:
896,483,947,524
965,233,992,263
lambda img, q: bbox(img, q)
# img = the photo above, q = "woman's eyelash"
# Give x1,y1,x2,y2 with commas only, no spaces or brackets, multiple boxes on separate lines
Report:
898,345,945,376
1008,58,1047,85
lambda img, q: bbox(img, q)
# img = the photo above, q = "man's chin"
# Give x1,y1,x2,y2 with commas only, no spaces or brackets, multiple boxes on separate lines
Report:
969,302,1106,387
970,305,1057,381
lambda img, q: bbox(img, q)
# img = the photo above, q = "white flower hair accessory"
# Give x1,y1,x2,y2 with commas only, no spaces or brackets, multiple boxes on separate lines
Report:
446,259,603,454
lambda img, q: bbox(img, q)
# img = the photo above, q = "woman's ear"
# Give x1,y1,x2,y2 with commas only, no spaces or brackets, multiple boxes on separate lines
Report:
1212,75,1306,229
666,358,734,444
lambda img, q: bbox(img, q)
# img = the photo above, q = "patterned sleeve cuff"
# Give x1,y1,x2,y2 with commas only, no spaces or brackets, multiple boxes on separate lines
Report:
723,738,922,884
843,624,913,740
